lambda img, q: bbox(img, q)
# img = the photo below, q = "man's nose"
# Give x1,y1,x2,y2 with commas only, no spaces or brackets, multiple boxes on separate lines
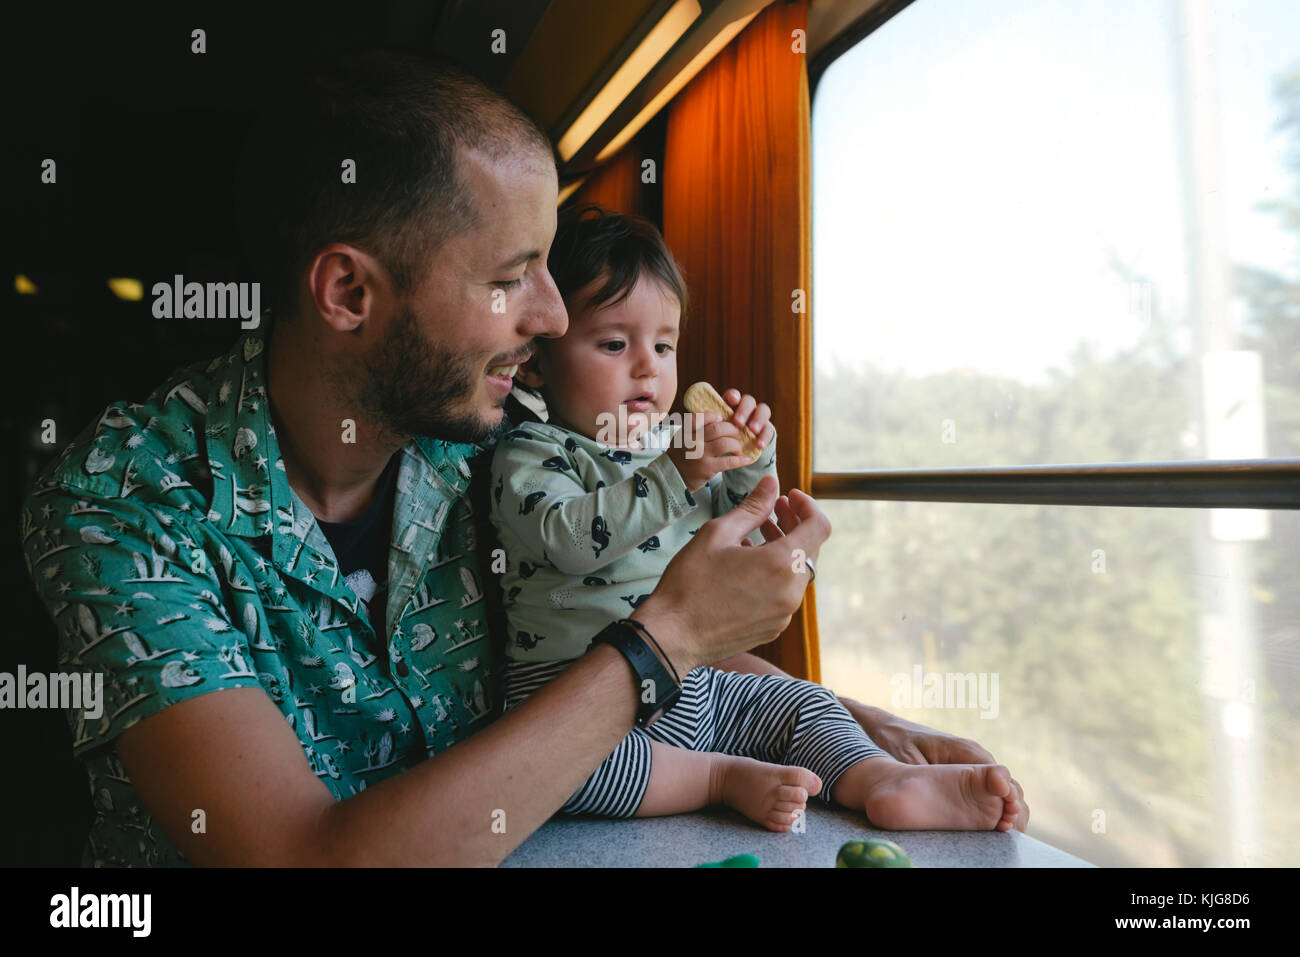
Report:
522,268,568,340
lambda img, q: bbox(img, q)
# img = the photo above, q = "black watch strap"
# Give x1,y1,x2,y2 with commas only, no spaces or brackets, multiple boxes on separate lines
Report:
589,619,683,728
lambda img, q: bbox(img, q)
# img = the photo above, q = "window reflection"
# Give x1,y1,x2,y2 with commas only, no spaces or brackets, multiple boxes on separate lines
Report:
815,500,1298,866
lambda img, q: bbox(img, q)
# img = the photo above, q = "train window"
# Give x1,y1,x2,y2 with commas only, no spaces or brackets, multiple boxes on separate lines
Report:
815,499,1297,866
812,0,1299,470
811,0,1299,866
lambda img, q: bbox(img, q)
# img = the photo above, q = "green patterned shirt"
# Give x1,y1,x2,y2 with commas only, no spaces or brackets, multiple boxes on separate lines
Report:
20,326,507,867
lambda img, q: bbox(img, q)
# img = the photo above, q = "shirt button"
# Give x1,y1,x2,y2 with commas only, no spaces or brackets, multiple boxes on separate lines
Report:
395,661,409,677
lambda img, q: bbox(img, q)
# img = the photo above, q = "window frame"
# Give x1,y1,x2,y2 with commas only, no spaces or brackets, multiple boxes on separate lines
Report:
807,0,1300,511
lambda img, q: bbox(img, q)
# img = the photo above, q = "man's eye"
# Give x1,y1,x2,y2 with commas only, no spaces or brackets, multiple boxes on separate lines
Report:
493,278,523,290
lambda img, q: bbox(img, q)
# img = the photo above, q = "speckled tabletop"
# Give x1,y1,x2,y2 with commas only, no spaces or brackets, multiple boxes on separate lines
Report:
501,802,1095,868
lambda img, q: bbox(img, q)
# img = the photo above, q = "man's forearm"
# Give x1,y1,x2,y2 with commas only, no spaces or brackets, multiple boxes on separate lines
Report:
309,476,832,863
314,641,642,866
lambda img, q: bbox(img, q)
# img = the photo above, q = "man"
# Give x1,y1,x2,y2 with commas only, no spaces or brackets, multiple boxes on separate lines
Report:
20,52,1022,866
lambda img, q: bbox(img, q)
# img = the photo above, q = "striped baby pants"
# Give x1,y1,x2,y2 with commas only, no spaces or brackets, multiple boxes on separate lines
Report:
504,659,888,817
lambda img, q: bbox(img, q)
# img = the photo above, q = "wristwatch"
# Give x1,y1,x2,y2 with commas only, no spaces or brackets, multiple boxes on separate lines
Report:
589,618,683,728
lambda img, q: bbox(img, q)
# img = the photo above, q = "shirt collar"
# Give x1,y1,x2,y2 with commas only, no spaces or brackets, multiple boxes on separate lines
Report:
201,326,490,540
201,327,286,538
412,434,483,499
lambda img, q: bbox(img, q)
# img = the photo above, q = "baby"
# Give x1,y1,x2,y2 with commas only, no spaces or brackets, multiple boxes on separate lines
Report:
488,205,1022,832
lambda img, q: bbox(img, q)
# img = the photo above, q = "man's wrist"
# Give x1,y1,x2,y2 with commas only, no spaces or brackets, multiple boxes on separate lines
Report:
619,618,679,684
581,641,645,733
627,597,694,675
590,618,684,728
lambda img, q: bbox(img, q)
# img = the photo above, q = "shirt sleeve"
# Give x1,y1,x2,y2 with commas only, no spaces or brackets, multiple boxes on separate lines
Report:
490,428,696,576
19,484,264,759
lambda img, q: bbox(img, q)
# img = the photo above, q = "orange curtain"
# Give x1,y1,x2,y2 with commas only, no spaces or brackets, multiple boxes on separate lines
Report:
663,0,819,682
567,144,645,215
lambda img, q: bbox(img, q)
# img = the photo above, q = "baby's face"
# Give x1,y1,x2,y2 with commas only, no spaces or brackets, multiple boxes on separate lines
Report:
533,271,681,447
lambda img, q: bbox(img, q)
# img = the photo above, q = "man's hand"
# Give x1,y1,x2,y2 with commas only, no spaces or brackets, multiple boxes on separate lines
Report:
841,698,1030,831
842,700,994,764
633,475,829,676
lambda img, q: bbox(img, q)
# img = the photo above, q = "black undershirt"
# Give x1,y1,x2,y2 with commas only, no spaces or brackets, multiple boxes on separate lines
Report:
316,453,401,640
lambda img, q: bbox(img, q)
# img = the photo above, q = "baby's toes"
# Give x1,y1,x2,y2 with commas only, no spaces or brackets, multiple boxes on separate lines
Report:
770,790,808,832
984,764,1013,799
774,784,809,807
763,814,793,833
778,766,823,798
997,798,1023,832
766,807,802,832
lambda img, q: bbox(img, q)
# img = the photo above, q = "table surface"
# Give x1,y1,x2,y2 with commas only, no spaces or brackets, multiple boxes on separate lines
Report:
502,802,1094,868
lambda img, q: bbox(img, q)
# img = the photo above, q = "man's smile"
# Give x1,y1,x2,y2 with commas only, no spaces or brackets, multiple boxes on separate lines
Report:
486,347,534,379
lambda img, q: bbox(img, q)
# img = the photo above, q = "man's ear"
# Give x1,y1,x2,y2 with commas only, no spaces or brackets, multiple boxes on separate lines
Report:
516,352,545,389
307,242,390,334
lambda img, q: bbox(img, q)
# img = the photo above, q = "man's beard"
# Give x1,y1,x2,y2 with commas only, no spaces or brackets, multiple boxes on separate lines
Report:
351,301,505,445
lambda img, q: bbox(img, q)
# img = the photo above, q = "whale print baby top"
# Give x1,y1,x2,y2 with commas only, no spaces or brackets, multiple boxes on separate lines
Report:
20,326,505,867
488,419,778,664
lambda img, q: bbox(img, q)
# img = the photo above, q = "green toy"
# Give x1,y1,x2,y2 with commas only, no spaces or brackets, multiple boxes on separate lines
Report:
696,853,760,868
836,838,913,868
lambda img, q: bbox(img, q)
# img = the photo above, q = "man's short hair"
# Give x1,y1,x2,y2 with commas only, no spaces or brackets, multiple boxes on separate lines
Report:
236,51,553,318
546,204,690,327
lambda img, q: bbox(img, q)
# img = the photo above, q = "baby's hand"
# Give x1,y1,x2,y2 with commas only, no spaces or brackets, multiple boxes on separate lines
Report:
720,388,774,452
667,413,749,491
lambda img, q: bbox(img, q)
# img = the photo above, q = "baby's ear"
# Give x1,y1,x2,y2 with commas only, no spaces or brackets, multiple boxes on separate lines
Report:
516,353,545,389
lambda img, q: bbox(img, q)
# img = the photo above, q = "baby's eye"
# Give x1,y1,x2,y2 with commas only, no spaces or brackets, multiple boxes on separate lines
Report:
600,341,624,353
656,343,674,354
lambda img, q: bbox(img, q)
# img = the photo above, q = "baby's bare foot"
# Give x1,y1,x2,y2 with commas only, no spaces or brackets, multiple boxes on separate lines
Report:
715,756,822,832
997,780,1027,832
846,760,1018,831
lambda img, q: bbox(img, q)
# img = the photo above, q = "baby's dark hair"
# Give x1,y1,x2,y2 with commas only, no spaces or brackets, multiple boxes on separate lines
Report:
547,204,689,325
